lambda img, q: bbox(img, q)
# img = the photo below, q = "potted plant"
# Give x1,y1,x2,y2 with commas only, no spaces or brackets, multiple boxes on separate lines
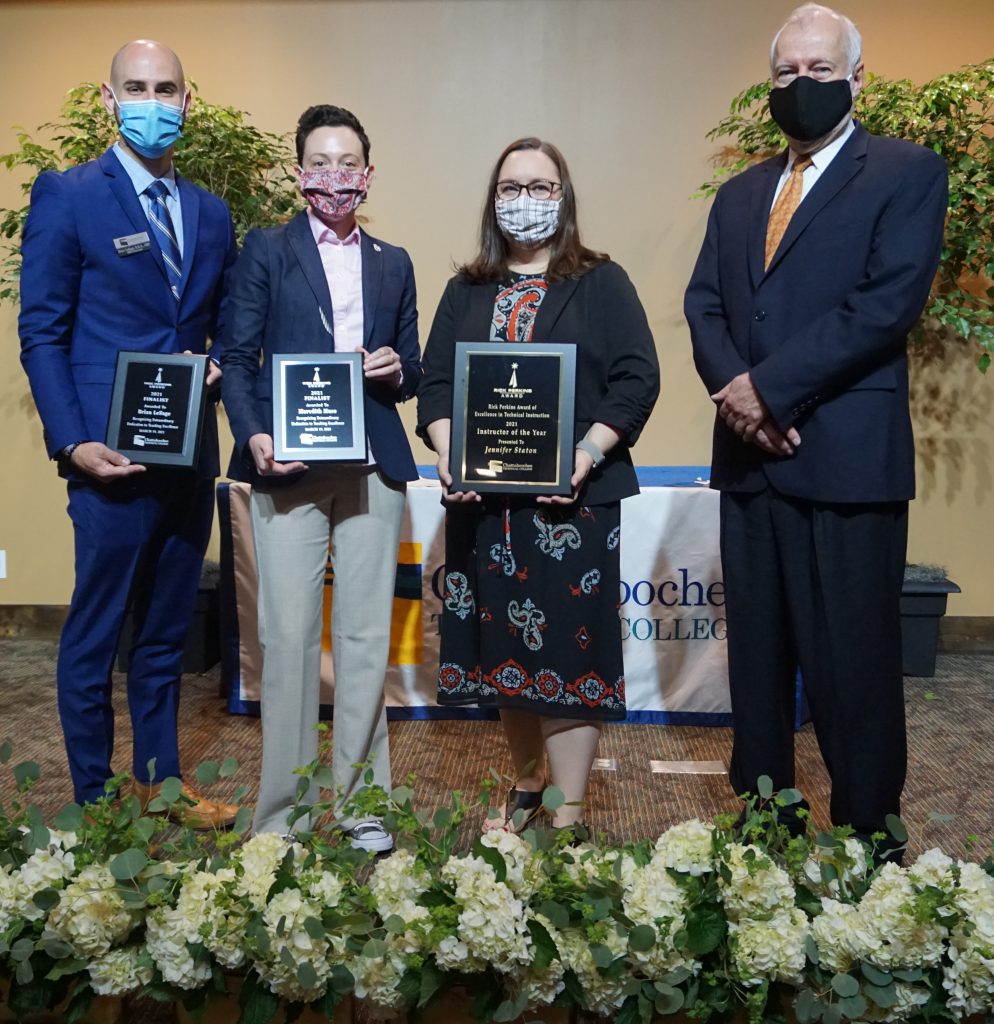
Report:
901,563,961,677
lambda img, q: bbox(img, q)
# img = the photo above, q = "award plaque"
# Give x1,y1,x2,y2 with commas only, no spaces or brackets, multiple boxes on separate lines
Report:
106,351,208,468
450,342,576,495
272,353,366,462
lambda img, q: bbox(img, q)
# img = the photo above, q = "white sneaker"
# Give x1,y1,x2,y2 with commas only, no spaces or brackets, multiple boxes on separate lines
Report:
346,821,394,853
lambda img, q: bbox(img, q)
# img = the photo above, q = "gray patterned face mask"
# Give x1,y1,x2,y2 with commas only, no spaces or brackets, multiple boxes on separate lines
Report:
495,195,561,245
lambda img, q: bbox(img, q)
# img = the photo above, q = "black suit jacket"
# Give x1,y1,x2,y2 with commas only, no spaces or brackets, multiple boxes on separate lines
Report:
220,211,421,485
685,123,947,503
417,260,659,504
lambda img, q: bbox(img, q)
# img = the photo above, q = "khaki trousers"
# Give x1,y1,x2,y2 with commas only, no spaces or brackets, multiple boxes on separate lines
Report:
250,466,405,834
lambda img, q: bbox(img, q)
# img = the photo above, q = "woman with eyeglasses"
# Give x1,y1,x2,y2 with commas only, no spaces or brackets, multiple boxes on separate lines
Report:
417,138,659,834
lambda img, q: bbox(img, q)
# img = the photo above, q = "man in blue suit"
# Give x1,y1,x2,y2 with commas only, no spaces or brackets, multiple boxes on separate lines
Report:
19,40,239,827
221,105,420,851
685,4,947,858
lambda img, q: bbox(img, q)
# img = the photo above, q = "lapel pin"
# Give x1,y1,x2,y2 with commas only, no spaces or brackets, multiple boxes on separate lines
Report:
373,243,382,252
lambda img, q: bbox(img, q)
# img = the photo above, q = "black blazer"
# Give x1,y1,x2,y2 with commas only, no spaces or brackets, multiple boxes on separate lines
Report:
685,123,947,504
220,211,421,485
417,260,659,504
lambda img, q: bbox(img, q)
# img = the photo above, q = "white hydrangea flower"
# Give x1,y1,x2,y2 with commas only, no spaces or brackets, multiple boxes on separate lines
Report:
174,867,246,970
480,828,542,898
234,832,302,910
254,887,332,1003
87,943,153,995
801,838,868,897
908,848,955,891
304,869,344,909
718,844,795,922
20,846,76,896
864,982,931,1022
46,864,136,958
941,862,994,1015
352,943,409,1017
622,854,698,976
810,897,858,973
369,849,430,918
436,933,484,973
846,863,947,970
729,907,808,986
557,925,628,1016
441,854,531,973
0,865,31,931
654,819,715,876
503,913,566,1009
146,904,212,990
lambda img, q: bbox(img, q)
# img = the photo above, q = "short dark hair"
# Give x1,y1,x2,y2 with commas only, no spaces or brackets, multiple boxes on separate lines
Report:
295,105,370,166
459,137,608,284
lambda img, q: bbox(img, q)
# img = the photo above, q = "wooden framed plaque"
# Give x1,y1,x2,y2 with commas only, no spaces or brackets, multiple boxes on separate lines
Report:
450,341,576,495
106,351,208,468
272,353,366,462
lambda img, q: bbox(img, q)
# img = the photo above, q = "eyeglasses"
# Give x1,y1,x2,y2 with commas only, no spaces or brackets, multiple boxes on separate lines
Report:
495,179,562,201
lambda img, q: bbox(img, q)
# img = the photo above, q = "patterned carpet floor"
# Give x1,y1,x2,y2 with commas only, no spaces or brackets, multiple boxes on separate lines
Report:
1,639,991,861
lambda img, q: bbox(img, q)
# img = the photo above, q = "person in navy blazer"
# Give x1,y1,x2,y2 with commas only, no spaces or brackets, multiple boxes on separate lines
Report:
19,40,239,827
221,105,420,851
685,3,947,860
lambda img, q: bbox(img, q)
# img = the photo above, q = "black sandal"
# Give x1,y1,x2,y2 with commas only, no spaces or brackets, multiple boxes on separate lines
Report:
485,786,544,833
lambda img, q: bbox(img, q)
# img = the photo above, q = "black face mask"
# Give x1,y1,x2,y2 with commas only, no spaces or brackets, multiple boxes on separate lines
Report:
768,75,853,142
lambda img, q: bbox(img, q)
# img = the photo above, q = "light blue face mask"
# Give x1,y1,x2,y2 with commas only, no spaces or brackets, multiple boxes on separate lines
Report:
111,89,185,158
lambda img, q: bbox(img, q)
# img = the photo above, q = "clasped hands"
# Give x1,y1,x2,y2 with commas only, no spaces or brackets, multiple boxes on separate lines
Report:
711,372,800,457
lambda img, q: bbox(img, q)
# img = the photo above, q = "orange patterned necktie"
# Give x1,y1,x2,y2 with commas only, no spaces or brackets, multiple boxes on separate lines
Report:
764,154,813,269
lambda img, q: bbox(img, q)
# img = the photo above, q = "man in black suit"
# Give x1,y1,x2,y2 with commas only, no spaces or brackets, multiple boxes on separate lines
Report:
685,3,947,856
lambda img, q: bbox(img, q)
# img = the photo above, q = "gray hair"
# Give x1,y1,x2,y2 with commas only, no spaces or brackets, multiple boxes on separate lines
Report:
769,4,862,73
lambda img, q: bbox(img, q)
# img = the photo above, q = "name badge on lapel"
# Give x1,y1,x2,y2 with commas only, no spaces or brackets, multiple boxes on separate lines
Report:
113,232,152,257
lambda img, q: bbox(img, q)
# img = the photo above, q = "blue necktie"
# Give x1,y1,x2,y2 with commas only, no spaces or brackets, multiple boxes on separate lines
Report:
145,180,182,301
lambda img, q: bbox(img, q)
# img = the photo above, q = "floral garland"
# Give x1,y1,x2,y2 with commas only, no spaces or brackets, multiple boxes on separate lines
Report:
1,749,992,1024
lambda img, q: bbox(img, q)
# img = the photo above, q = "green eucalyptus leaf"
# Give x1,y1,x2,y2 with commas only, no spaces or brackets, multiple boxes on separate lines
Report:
541,785,566,811
110,847,148,880
757,775,773,800
195,760,220,786
831,972,860,998
0,740,11,763
591,943,615,969
860,962,893,986
884,814,908,844
158,777,182,804
654,984,684,1015
53,804,84,831
863,981,899,1008
219,756,239,777
628,924,657,952
13,760,40,789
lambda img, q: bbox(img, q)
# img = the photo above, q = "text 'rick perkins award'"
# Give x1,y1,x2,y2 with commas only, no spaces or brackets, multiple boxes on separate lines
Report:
450,341,576,495
106,351,208,468
272,353,366,462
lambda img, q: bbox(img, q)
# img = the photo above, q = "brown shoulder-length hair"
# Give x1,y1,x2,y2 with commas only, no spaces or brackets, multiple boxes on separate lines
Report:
458,138,609,284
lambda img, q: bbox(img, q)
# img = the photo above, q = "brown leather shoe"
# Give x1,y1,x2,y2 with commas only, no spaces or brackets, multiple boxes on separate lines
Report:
131,780,239,831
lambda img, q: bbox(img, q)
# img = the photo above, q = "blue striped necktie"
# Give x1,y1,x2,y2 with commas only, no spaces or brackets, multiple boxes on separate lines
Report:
145,180,182,301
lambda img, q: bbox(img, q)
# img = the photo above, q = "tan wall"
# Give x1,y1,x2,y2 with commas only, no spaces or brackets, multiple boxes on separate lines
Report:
1,0,992,612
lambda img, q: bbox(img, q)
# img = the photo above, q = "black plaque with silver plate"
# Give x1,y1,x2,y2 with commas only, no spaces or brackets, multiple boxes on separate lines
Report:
272,353,366,462
106,351,208,468
450,341,576,495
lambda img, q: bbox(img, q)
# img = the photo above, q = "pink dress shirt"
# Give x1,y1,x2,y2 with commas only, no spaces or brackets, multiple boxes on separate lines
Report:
307,209,375,464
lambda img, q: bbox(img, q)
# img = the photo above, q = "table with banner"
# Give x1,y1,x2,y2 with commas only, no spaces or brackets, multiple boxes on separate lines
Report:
217,467,732,725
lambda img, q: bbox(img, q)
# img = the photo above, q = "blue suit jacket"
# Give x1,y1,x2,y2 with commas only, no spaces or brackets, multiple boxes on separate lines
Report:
19,148,238,478
220,211,421,484
685,124,948,504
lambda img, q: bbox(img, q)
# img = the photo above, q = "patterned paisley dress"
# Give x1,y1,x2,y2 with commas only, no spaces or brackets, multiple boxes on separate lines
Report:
437,274,625,721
